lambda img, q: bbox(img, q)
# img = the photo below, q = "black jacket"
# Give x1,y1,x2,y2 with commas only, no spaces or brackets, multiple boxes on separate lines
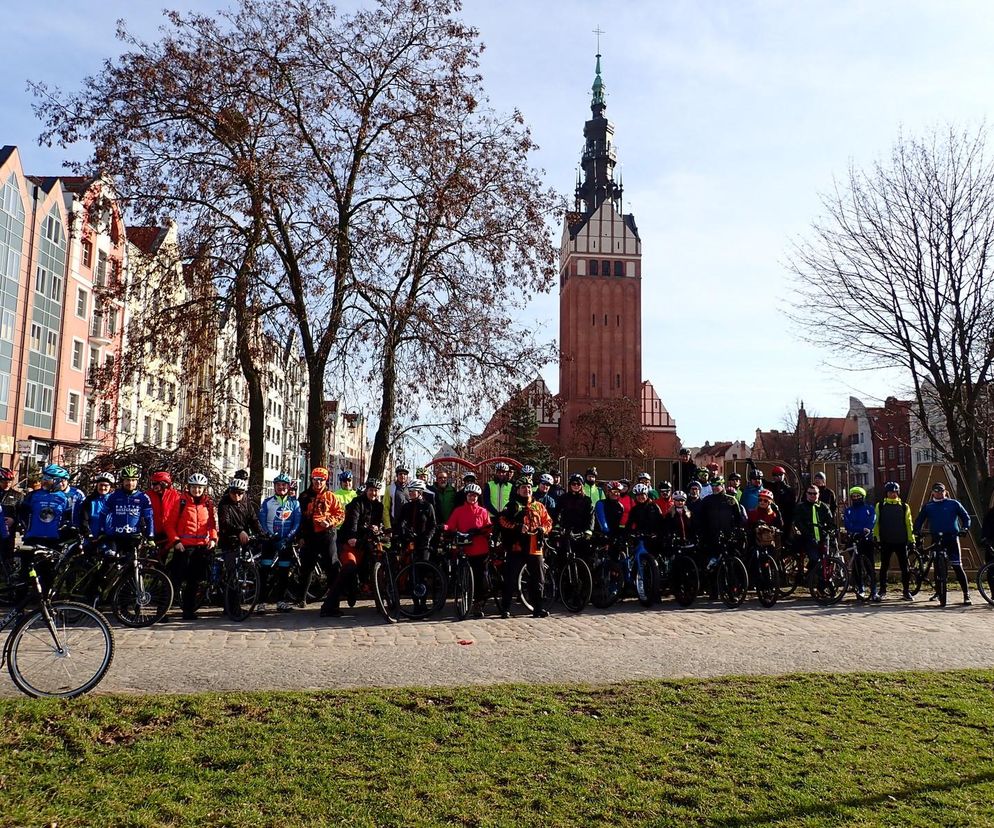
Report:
342,495,384,543
397,498,436,548
217,494,262,548
557,491,594,533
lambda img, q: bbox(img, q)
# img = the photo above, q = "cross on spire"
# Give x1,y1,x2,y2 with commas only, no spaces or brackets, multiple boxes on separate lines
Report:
593,25,605,55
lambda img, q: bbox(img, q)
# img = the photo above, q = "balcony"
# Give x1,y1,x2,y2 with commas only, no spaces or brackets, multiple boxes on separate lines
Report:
88,314,111,345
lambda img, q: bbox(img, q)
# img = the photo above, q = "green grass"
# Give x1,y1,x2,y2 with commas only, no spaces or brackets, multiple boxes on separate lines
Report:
2,671,994,827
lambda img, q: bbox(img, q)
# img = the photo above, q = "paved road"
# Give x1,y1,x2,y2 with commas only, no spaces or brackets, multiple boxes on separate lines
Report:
12,593,993,697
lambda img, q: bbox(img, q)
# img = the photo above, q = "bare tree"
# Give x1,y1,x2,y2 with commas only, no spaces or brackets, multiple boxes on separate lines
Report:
573,398,650,461
790,126,994,507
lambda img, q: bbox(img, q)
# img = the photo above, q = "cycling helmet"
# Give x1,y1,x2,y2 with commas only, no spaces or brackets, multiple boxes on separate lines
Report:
697,468,710,478
0,467,14,481
364,478,382,489
121,464,140,480
673,490,688,501
749,469,763,480
586,467,598,476
931,482,946,493
771,466,786,475
42,464,70,481
395,465,409,475
515,476,533,489
539,473,554,485
462,472,477,482
607,480,622,492
813,471,827,482
658,480,672,491
758,489,774,501
94,471,116,484
408,479,427,492
274,472,292,484
521,465,535,476
229,477,249,492
464,483,482,496
883,481,900,494
619,478,631,487
494,462,510,472
568,473,584,485
234,469,249,480
338,470,353,481
637,472,651,481
688,481,701,491
632,483,650,496
416,467,428,477
728,472,742,481
711,476,725,486
188,473,208,486
151,471,172,484
706,462,720,472
310,467,329,480
849,486,867,498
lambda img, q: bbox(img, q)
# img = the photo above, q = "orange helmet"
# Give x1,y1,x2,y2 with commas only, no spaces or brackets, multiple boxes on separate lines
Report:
310,467,329,480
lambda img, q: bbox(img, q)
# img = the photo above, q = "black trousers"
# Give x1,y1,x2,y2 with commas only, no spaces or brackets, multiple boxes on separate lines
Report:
879,542,909,593
852,535,877,595
501,552,544,613
299,530,338,603
170,545,210,617
259,538,294,603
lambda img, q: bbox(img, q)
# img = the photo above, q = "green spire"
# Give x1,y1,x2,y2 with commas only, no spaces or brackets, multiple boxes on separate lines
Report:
591,53,605,109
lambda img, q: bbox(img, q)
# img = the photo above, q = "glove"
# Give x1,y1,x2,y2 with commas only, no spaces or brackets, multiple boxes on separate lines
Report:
584,530,593,539
173,541,185,553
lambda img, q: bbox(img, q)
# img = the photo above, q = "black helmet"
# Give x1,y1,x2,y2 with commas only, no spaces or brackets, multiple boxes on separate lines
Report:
568,473,584,485
586,467,597,476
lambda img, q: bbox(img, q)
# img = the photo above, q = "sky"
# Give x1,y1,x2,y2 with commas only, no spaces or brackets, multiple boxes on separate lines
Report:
2,0,991,449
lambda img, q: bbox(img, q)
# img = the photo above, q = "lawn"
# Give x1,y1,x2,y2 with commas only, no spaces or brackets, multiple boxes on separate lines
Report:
2,671,993,827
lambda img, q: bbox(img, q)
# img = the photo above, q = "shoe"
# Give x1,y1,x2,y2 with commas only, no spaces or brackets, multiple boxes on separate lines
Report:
347,592,358,609
276,601,293,612
902,592,914,601
499,610,510,619
296,599,306,609
964,595,973,606
871,593,881,603
182,612,199,621
472,609,484,619
531,609,549,619
928,593,938,602
319,606,342,618
256,603,268,614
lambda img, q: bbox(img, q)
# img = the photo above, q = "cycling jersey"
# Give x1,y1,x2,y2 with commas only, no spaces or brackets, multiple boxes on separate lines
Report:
739,483,764,512
80,491,110,537
594,498,624,535
914,498,971,536
62,484,85,527
259,494,301,540
627,501,662,534
169,494,218,547
557,491,594,533
843,503,875,536
19,488,71,541
103,489,155,537
874,498,914,544
582,481,604,505
483,480,513,516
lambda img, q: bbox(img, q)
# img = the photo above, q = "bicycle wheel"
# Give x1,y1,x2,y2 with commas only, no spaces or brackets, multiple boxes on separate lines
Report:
372,559,400,623
396,560,446,619
636,555,661,607
672,555,699,607
905,548,925,596
0,555,27,606
454,558,474,620
808,556,849,606
591,559,625,609
717,556,748,608
7,601,115,698
850,554,874,601
483,558,503,612
224,559,260,621
935,553,948,607
775,550,800,598
755,552,779,608
558,557,593,613
111,564,174,627
977,561,994,606
517,560,557,612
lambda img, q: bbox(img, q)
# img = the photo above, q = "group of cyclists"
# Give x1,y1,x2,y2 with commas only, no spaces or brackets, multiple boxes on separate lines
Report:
0,454,987,626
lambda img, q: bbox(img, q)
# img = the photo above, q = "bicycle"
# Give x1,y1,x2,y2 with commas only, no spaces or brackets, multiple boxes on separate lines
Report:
195,540,262,621
977,542,994,605
546,530,593,613
839,530,876,602
441,531,476,620
915,532,962,607
371,534,446,623
807,530,849,606
1,543,115,697
746,523,780,608
658,537,699,607
591,532,660,609
702,530,749,609
52,535,174,627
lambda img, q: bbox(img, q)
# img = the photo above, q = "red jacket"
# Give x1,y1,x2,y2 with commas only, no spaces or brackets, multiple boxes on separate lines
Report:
444,502,492,557
169,493,218,547
146,486,181,545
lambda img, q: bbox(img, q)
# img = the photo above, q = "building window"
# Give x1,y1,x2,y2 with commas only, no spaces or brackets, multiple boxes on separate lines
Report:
591,314,595,326
40,386,53,415
604,314,608,325
166,422,174,448
898,446,905,463
71,339,84,371
107,309,117,336
24,382,37,410
616,373,621,388
602,260,609,275
888,446,896,460
153,420,163,445
34,265,47,295
0,310,13,342
81,239,93,268
142,415,151,442
29,323,42,352
67,391,80,423
95,251,107,287
121,410,132,433
76,288,88,318
89,346,100,375
591,373,596,388
84,401,95,439
589,259,598,276
614,260,624,277
46,331,58,357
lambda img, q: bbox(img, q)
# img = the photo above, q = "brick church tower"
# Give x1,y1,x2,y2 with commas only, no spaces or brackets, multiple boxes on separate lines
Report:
556,53,679,457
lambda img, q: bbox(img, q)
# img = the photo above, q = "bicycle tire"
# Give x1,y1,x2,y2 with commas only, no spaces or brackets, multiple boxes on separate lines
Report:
224,559,260,621
7,601,115,698
977,561,994,606
372,559,400,623
0,556,28,607
776,550,800,598
558,558,593,613
591,559,625,609
935,553,947,607
672,555,699,607
717,556,748,608
396,560,446,619
454,558,474,620
517,560,557,612
905,548,924,596
636,555,661,607
808,556,849,606
111,564,174,627
851,554,875,601
755,552,779,608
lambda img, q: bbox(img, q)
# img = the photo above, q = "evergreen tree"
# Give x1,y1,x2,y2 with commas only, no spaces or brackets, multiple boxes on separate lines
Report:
504,396,554,472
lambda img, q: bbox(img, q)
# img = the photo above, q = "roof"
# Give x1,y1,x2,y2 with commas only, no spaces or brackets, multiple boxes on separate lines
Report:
808,416,846,436
57,176,97,195
127,226,169,255
0,146,16,167
25,175,61,195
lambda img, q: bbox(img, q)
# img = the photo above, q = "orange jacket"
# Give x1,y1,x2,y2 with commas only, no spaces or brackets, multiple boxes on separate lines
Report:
301,488,345,534
169,494,218,547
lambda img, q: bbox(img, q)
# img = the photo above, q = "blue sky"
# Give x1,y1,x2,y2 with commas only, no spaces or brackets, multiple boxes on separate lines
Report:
3,0,991,448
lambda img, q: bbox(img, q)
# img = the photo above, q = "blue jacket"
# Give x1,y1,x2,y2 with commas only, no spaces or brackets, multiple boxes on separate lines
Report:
259,494,301,540
739,483,764,512
20,489,71,541
844,503,876,535
103,489,155,537
914,498,971,536
80,492,110,537
63,484,85,527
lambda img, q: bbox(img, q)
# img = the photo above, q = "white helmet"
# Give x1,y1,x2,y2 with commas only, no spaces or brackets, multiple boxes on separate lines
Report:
188,473,208,486
539,473,554,485
408,479,427,492
632,483,650,496
463,483,482,496
229,477,249,492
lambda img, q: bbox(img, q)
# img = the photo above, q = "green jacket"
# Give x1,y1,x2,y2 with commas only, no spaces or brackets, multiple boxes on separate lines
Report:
583,481,604,505
431,483,456,522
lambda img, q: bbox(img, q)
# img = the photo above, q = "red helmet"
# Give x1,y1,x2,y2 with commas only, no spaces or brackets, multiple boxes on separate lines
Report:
151,471,172,484
771,466,786,475
0,467,13,481
706,462,720,472
758,489,775,501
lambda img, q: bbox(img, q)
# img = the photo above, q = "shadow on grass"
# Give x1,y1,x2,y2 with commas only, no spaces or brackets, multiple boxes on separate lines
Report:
714,766,994,827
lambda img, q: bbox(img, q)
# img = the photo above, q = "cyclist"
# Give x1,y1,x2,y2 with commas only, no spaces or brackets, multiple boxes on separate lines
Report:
913,482,972,606
725,472,743,503
533,473,559,523
618,479,634,527
334,470,358,507
415,467,436,511
696,468,713,499
217,477,263,556
43,464,85,529
323,478,384,617
686,481,703,513
258,472,301,612
396,478,437,563
557,473,595,562
812,471,837,516
382,465,410,531
549,471,566,503
627,483,662,547
0,467,19,574
299,467,345,611
695,477,745,575
672,448,698,493
483,462,514,518
453,472,479,510
843,486,877,601
654,481,674,517
498,476,554,618
746,489,783,531
430,470,457,523
636,471,657,500
660,490,694,544
146,471,180,559
739,469,765,512
792,483,835,575
103,465,155,558
766,466,795,529
80,471,115,544
873,481,914,601
443,481,492,617
583,467,605,506
594,481,626,545
167,473,218,620
19,465,73,547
